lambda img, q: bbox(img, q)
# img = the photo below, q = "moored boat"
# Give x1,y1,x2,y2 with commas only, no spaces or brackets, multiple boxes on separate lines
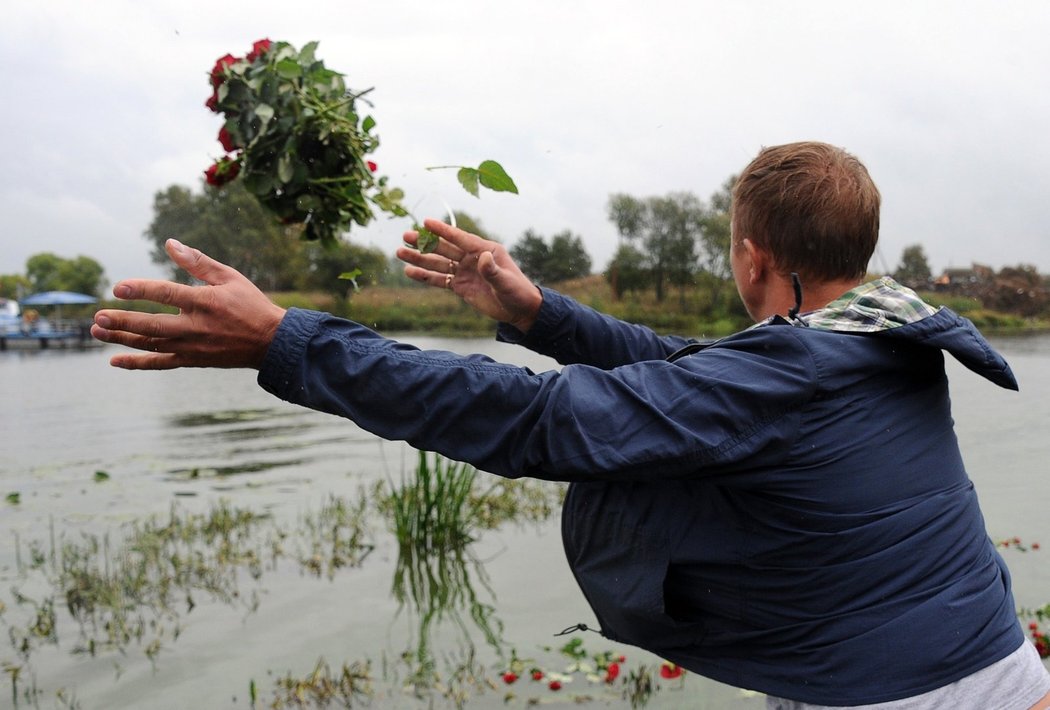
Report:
0,293,100,350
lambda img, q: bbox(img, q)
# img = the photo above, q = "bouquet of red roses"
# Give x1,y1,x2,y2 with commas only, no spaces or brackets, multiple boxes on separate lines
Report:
204,39,517,251
204,39,406,246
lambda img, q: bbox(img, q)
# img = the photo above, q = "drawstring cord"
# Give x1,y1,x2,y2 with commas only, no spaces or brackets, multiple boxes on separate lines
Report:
554,623,601,637
787,272,809,326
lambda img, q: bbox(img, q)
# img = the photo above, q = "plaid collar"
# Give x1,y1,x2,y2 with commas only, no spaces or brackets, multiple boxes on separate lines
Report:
798,276,939,332
750,276,939,333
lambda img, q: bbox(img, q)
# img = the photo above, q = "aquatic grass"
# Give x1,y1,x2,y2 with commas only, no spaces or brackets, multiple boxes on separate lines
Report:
2,495,377,691
385,452,481,551
4,501,277,670
4,452,568,708
468,478,566,530
391,543,504,691
380,451,565,552
296,493,375,579
268,657,373,709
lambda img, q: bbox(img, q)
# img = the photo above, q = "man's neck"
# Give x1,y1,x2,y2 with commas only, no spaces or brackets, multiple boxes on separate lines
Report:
753,275,864,322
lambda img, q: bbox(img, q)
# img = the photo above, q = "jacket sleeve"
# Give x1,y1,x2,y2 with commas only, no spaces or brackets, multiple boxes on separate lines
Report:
496,288,697,368
258,308,817,482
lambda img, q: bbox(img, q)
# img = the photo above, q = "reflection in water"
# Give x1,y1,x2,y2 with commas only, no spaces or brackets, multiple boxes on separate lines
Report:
166,408,281,427
392,543,504,690
384,452,507,694
166,458,306,480
162,407,334,481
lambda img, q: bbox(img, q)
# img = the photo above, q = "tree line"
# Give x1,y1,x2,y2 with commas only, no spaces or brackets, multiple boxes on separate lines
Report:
0,253,107,300
5,177,1048,324
140,174,741,305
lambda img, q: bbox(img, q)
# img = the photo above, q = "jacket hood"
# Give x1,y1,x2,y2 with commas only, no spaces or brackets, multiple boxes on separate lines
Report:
801,277,1018,391
876,308,1017,390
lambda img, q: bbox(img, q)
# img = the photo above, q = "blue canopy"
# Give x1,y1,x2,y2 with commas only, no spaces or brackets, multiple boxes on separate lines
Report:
20,291,98,306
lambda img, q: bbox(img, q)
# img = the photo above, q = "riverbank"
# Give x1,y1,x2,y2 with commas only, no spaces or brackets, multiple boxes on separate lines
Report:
100,277,1050,339
267,278,1050,338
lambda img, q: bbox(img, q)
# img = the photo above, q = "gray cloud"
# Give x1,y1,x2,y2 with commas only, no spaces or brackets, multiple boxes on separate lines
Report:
3,0,1048,286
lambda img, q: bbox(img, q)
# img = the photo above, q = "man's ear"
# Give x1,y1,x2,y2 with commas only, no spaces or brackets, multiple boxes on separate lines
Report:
742,239,768,284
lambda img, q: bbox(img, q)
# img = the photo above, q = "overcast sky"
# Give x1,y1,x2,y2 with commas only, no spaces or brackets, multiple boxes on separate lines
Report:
3,1,1048,287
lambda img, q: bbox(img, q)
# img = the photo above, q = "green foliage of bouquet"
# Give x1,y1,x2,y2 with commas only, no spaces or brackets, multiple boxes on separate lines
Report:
205,38,404,246
204,38,517,250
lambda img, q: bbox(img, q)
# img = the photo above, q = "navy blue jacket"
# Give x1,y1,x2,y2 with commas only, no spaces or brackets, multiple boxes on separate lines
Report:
258,287,1023,704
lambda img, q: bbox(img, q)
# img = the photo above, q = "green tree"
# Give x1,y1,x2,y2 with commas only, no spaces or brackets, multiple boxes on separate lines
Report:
696,176,736,310
606,243,651,298
893,245,933,289
0,274,30,299
293,240,389,296
546,230,592,283
607,193,705,301
145,181,302,291
25,253,65,293
25,253,106,297
510,229,591,284
509,230,549,282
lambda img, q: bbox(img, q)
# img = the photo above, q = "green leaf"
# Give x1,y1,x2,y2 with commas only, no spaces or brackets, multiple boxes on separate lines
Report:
362,115,376,132
477,160,518,194
242,171,272,196
415,224,440,254
5,492,19,505
277,153,295,184
275,59,302,79
457,168,480,198
338,268,361,281
300,41,319,64
254,103,275,124
93,470,110,482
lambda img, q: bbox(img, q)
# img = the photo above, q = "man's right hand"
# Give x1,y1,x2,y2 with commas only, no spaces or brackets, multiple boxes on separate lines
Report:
397,218,543,334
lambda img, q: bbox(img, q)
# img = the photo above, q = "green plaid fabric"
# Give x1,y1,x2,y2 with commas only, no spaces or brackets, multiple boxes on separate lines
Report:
797,276,939,332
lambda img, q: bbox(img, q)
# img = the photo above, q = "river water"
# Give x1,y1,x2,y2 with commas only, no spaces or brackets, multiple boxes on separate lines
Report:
1,332,1049,709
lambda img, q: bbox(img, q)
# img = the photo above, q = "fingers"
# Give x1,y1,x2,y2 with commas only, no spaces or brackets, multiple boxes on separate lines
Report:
402,264,458,290
425,218,494,252
396,246,462,275
92,320,183,370
109,352,181,371
403,218,491,257
165,239,237,285
107,241,242,308
401,231,466,263
110,277,199,308
93,310,183,341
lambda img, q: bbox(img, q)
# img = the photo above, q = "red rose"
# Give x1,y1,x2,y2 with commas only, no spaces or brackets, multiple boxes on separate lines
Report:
210,53,238,88
204,157,240,187
531,670,543,681
205,92,219,112
548,680,561,691
604,662,620,683
367,160,378,173
218,126,236,152
501,672,517,685
659,662,684,680
247,38,272,62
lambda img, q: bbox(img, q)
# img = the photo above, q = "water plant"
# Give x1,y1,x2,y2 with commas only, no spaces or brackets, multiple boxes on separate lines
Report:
3,451,599,707
384,451,480,551
268,657,373,709
296,493,374,580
